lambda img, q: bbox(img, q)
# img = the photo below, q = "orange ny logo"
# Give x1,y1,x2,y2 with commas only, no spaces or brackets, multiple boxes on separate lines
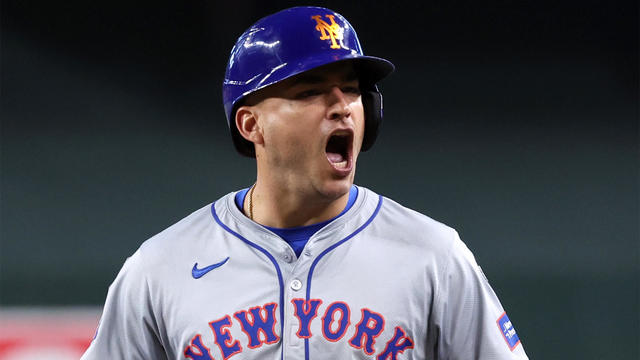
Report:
311,15,344,49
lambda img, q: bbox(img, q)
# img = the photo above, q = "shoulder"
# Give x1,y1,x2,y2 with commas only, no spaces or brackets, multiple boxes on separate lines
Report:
360,187,459,255
380,193,454,234
138,203,214,255
361,188,491,295
125,192,237,273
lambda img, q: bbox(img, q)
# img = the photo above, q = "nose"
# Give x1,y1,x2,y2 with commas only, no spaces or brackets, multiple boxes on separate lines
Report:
327,86,351,121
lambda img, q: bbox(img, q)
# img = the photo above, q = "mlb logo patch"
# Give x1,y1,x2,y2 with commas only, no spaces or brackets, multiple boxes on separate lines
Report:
496,312,520,351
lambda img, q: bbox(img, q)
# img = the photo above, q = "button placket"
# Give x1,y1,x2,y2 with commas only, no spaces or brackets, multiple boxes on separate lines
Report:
282,250,315,358
283,274,307,359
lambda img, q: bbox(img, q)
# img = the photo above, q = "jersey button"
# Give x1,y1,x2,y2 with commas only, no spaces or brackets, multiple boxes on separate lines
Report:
303,249,311,257
283,254,293,263
290,279,303,291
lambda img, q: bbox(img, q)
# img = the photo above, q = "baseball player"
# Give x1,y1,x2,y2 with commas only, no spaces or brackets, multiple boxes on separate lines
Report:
82,6,528,360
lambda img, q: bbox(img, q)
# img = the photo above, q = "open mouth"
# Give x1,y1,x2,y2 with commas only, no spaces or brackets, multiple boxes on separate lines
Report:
325,130,353,172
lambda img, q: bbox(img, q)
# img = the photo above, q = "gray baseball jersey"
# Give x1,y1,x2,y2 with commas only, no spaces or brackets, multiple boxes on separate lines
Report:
82,186,528,360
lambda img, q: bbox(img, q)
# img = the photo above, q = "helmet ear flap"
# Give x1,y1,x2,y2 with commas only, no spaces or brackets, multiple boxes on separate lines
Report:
361,88,383,152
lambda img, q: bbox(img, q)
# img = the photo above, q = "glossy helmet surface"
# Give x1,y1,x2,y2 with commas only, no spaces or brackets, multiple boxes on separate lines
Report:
223,6,395,157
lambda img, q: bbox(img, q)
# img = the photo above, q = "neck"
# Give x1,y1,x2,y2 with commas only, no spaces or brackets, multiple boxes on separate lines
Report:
246,178,350,229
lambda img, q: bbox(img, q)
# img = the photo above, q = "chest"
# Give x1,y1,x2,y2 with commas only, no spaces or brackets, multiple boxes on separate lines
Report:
160,237,434,360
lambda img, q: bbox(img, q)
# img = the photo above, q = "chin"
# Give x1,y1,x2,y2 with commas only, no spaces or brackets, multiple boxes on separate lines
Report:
315,177,354,201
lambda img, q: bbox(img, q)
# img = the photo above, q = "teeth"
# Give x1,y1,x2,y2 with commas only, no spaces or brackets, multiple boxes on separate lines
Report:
334,160,348,169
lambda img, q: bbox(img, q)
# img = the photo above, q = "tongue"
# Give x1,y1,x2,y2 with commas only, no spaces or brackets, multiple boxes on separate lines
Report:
327,152,345,163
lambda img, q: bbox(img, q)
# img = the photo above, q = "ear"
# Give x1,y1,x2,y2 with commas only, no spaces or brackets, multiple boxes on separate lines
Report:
235,106,264,146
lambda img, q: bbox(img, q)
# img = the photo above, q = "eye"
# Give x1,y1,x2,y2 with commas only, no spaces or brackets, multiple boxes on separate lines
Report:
295,89,321,99
342,86,361,95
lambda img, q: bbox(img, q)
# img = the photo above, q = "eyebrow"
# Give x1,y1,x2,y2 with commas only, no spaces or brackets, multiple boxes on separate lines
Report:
289,71,359,86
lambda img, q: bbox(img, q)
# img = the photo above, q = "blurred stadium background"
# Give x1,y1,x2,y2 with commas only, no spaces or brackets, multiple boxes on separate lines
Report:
1,0,637,358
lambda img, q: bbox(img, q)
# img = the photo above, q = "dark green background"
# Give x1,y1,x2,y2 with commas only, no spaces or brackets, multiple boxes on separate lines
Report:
2,0,638,358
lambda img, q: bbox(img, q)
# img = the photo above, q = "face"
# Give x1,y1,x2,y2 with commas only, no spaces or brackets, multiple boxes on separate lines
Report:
239,62,365,201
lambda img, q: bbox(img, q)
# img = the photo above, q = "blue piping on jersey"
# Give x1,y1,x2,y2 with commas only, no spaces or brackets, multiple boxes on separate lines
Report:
210,203,285,360
303,195,384,360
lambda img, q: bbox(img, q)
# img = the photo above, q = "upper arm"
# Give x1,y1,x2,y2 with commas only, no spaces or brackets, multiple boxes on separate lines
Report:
430,232,529,360
81,251,167,360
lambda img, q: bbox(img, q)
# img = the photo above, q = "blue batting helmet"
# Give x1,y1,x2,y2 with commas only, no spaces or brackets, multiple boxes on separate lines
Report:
223,6,395,157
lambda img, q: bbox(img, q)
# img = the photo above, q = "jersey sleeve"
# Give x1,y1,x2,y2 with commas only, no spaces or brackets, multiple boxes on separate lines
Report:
431,231,529,360
81,250,167,360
